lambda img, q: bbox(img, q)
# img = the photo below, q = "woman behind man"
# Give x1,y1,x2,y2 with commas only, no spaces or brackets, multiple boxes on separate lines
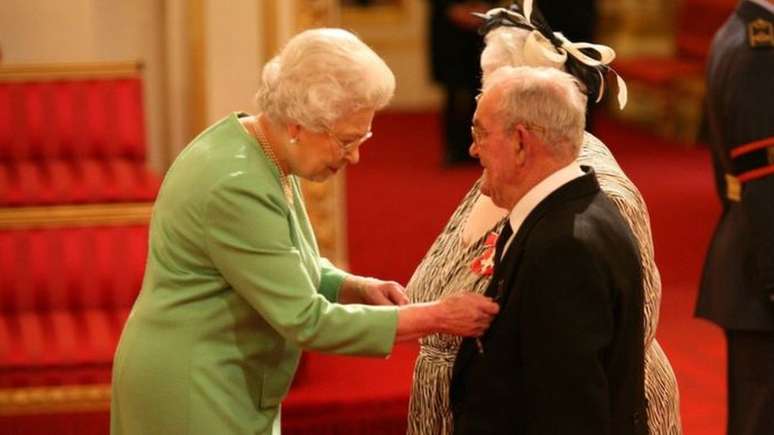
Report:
110,28,499,435
406,3,682,434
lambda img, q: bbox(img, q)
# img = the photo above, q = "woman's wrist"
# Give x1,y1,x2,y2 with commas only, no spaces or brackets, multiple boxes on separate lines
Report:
394,293,499,342
395,302,441,342
339,275,375,304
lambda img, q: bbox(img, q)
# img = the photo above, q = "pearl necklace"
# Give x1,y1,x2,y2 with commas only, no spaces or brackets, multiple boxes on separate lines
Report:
248,117,294,205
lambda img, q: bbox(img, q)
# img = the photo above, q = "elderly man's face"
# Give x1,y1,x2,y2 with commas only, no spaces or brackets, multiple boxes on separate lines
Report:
469,87,520,208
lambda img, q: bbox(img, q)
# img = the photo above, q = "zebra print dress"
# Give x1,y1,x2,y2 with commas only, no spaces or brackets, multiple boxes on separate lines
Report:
405,132,682,435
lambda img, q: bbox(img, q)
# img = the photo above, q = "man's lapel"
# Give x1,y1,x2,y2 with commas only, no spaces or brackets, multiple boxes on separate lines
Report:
452,223,527,383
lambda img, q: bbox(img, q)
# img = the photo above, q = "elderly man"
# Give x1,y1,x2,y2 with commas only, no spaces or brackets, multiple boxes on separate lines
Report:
449,66,648,435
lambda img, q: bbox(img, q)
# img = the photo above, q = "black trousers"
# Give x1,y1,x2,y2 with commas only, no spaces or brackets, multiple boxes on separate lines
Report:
726,329,774,435
441,84,477,165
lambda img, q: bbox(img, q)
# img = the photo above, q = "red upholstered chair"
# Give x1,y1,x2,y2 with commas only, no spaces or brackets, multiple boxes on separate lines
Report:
615,0,735,86
0,63,160,206
0,158,160,206
612,0,736,141
0,225,147,386
0,63,157,429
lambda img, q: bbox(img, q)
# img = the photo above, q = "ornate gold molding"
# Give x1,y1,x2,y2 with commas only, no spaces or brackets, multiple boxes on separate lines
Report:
0,61,143,81
188,0,208,138
341,1,407,26
296,0,336,29
0,384,111,415
262,0,279,59
597,0,675,57
0,203,153,230
301,177,348,268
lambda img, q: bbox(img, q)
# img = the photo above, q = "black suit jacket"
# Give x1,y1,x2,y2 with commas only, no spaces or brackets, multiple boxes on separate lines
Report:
450,169,648,435
695,0,774,331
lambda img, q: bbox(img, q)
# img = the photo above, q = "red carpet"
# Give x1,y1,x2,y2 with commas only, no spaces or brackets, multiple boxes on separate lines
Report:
286,111,727,434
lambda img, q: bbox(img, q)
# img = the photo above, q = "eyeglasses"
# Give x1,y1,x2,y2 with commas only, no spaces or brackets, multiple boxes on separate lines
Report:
470,125,487,144
471,122,545,145
328,129,373,154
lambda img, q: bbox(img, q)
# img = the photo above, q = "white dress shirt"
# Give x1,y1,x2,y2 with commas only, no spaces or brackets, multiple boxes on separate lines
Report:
460,163,585,257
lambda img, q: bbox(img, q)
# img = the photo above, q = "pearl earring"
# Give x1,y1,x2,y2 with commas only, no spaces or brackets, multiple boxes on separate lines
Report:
289,138,298,145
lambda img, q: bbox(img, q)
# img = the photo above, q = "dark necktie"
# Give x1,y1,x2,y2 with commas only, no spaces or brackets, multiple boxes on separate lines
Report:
494,221,513,266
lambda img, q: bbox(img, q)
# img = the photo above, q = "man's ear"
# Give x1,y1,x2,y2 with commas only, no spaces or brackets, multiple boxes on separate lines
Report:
513,124,529,165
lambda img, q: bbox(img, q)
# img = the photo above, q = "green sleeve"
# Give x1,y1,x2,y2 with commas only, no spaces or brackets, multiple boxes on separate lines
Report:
318,257,349,302
204,174,397,356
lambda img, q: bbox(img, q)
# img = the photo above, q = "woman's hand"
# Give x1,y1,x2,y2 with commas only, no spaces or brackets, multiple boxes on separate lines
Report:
340,276,409,306
360,278,410,306
435,292,500,337
395,292,500,342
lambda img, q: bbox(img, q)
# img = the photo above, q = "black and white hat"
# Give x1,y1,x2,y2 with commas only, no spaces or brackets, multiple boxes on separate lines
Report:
475,0,628,109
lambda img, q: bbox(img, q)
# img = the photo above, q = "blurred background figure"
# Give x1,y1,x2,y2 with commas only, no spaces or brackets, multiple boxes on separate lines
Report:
536,0,597,42
0,1,749,434
536,0,599,128
428,0,497,165
695,1,774,435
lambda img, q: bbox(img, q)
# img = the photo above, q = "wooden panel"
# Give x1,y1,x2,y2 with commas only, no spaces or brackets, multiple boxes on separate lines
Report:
0,203,153,229
0,384,111,415
0,62,143,81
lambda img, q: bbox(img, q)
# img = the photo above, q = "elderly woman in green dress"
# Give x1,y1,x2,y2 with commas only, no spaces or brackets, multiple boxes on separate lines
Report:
110,28,499,435
406,3,682,435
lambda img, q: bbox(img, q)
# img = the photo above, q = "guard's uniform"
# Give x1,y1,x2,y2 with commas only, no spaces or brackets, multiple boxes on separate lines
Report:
695,1,774,434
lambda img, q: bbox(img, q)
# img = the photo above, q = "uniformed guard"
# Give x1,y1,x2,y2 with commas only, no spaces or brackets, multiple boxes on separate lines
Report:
695,1,774,434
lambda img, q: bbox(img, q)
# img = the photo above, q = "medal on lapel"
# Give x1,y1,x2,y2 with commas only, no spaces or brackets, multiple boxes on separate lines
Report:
470,231,498,276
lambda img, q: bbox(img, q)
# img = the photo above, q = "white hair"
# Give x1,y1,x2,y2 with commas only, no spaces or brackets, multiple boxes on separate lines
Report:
484,66,586,159
256,28,395,131
480,27,565,84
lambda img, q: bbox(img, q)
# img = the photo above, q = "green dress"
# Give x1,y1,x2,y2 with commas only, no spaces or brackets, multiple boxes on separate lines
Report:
111,113,398,435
